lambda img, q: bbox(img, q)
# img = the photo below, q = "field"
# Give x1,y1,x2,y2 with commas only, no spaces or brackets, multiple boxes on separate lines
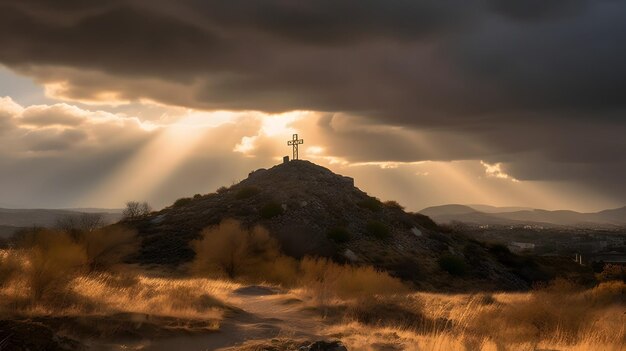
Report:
1,224,625,350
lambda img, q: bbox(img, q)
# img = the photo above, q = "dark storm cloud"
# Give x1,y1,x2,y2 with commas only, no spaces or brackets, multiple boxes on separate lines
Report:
486,0,589,21
0,0,625,200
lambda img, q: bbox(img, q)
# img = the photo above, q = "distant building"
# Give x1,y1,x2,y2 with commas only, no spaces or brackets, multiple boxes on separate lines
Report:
508,242,535,253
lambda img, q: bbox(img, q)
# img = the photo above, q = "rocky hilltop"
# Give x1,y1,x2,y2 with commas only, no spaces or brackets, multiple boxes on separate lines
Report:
126,160,540,291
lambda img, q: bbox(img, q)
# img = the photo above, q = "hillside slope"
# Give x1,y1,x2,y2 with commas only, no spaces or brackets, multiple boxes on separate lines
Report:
126,161,543,291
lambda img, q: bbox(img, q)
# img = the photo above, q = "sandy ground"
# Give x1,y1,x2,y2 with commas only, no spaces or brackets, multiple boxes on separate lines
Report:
85,285,324,350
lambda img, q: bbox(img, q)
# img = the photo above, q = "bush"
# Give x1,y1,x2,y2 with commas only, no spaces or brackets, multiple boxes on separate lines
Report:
0,250,22,287
190,219,293,281
366,220,390,240
193,194,202,199
299,257,407,299
383,200,404,210
123,201,151,219
410,212,440,231
16,229,88,299
358,197,382,212
489,243,511,255
216,186,228,194
260,202,284,219
190,220,407,297
236,186,260,199
438,254,467,276
597,264,626,282
80,225,139,271
173,197,193,207
327,227,351,244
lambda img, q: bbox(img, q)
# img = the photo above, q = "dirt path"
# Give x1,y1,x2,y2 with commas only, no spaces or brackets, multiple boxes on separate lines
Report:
102,285,324,351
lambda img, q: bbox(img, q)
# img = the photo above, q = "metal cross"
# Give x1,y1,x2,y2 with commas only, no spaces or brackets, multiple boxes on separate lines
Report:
287,134,304,160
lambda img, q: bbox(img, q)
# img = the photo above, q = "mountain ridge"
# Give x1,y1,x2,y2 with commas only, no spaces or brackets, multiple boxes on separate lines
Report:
420,204,626,227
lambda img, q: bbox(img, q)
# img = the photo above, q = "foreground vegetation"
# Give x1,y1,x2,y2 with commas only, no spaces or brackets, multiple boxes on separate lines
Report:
0,221,624,350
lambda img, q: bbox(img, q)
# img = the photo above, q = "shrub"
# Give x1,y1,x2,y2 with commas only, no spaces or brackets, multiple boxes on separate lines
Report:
410,212,440,231
366,220,390,240
123,201,151,219
438,254,467,276
260,202,284,219
383,200,404,210
193,194,202,199
597,264,626,282
216,186,228,194
489,243,511,255
173,197,193,207
358,197,382,212
17,229,88,299
0,250,22,287
299,257,407,299
327,227,351,243
80,225,139,272
190,220,407,297
346,295,425,328
236,186,260,199
191,219,287,279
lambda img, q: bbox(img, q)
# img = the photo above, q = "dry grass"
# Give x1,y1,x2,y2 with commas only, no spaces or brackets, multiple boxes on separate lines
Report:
191,220,407,300
1,220,624,350
314,280,626,351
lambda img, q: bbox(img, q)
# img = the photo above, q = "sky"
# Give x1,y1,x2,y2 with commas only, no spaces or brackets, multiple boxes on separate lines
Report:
0,0,624,212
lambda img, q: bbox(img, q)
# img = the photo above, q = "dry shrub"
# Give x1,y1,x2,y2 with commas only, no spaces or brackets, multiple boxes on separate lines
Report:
466,278,626,346
344,294,426,328
191,219,297,282
79,225,139,271
16,230,88,300
0,249,23,287
3,226,139,301
597,264,626,282
299,257,407,300
590,280,626,305
191,220,407,299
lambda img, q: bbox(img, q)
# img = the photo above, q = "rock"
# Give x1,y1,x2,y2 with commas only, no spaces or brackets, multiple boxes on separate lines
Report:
308,340,348,351
151,214,166,224
411,227,422,237
344,249,358,262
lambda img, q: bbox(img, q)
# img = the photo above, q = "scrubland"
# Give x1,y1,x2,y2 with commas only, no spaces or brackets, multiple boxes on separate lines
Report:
0,221,624,350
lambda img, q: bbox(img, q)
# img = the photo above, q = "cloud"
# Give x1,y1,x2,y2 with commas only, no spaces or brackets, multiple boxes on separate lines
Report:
481,161,518,182
19,104,87,126
0,0,623,119
0,97,621,212
0,1,624,208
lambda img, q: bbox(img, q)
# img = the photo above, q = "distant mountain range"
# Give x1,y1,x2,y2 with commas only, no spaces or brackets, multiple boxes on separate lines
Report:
419,204,626,227
0,208,122,237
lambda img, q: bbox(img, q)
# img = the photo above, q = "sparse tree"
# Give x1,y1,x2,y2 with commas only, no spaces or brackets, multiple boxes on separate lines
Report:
57,213,105,239
123,201,152,219
79,213,105,232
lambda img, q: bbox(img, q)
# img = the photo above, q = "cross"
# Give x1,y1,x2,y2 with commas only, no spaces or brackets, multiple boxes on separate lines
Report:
287,134,304,160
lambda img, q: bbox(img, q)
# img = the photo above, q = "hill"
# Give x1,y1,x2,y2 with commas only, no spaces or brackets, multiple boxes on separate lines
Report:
124,160,567,291
420,204,626,227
